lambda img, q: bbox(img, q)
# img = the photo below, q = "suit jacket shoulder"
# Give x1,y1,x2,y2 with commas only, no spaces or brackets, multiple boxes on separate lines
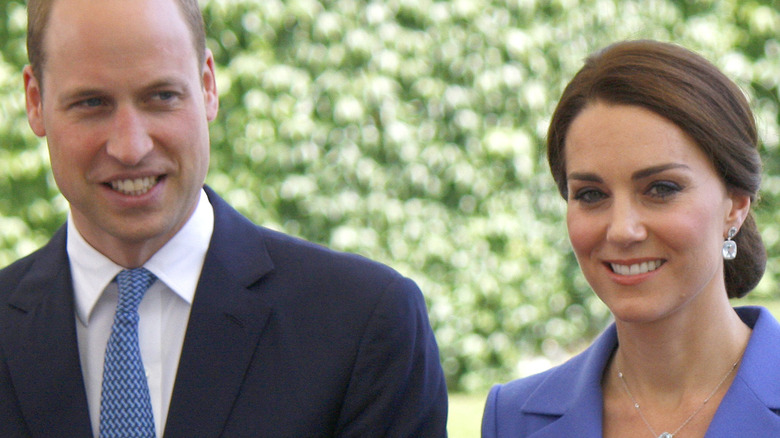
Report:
165,187,448,437
482,324,614,438
0,225,66,295
0,225,93,437
0,188,448,437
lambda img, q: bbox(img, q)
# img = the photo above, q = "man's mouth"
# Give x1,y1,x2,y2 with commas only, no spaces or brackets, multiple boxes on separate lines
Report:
107,176,160,196
609,260,664,276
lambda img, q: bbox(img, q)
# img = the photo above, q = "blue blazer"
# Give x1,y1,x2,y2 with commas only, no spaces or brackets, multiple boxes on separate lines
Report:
0,187,447,437
482,306,780,437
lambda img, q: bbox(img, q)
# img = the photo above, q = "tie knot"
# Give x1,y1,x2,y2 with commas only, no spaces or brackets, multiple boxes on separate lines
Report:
115,268,156,313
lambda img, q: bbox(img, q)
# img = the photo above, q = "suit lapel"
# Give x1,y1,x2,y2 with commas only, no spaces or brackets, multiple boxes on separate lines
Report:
526,308,780,437
164,188,274,437
526,402,604,438
706,307,780,436
522,326,616,438
1,226,92,436
707,378,780,436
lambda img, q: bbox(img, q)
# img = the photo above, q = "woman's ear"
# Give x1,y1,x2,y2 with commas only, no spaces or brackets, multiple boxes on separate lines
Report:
726,190,751,232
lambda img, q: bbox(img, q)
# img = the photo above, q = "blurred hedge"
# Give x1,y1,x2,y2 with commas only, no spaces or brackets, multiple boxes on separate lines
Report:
1,0,779,392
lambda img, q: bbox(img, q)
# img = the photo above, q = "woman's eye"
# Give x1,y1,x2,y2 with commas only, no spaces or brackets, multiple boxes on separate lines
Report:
572,188,607,204
647,181,682,199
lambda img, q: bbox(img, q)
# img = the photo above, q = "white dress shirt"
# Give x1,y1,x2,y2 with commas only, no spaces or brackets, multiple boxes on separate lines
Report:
69,189,214,437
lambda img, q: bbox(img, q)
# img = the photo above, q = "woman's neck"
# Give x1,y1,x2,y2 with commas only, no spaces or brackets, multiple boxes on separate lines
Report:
601,300,751,438
610,298,750,402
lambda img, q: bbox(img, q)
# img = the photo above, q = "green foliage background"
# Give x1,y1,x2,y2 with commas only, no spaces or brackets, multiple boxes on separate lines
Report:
1,0,779,392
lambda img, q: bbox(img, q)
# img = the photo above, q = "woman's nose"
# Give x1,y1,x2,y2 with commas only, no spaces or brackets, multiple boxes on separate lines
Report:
606,198,647,246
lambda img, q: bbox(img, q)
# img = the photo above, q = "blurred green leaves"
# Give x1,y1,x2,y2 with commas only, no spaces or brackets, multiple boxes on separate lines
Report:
1,0,779,391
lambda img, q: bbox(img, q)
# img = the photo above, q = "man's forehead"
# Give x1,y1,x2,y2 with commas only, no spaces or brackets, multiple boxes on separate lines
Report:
45,0,188,45
43,0,196,64
38,0,201,95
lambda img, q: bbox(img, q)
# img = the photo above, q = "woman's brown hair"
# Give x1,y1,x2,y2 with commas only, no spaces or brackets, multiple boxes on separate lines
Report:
547,40,765,298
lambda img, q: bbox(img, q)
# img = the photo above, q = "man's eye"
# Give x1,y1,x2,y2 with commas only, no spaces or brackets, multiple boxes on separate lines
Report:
154,91,179,102
78,97,105,108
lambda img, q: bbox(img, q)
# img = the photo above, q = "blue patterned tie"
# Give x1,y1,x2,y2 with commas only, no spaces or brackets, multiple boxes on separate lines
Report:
99,268,157,438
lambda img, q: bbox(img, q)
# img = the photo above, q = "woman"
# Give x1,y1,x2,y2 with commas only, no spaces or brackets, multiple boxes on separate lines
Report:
482,40,780,437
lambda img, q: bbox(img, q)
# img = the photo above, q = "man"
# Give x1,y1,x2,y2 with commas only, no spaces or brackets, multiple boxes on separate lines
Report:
0,0,448,436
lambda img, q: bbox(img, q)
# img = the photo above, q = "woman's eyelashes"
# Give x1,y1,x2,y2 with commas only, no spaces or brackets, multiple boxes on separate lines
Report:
572,187,607,204
570,180,684,205
646,180,683,200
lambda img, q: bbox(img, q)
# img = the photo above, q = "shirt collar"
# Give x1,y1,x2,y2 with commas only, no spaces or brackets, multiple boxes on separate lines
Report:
69,188,214,325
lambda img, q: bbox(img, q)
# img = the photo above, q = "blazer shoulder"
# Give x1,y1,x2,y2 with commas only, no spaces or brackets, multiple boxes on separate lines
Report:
484,361,566,419
0,225,67,289
0,252,36,287
483,365,567,438
207,186,406,290
258,225,407,286
483,325,617,437
0,224,68,272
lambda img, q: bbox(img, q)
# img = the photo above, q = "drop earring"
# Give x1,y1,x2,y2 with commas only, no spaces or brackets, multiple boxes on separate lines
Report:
722,227,737,260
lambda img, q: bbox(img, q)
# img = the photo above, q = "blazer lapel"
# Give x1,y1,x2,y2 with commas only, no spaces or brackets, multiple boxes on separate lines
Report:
706,307,780,436
1,226,92,436
707,379,780,436
523,326,616,438
164,188,274,437
526,402,604,438
496,307,780,438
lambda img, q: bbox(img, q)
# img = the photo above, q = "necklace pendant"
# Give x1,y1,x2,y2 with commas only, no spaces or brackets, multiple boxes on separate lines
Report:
659,433,673,438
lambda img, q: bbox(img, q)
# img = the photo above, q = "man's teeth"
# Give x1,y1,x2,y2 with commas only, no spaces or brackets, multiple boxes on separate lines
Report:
610,260,663,276
110,177,157,196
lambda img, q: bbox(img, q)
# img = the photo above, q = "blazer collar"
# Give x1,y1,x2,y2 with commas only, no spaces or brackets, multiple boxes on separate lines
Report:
730,306,780,409
520,306,780,437
199,185,274,286
3,187,279,437
163,186,275,437
3,225,93,436
708,306,780,435
520,324,615,437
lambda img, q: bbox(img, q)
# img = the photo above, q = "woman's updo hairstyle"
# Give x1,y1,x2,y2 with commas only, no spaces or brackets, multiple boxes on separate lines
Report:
546,40,765,298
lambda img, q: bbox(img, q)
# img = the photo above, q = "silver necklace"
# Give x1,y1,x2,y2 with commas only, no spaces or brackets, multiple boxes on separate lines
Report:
617,360,739,438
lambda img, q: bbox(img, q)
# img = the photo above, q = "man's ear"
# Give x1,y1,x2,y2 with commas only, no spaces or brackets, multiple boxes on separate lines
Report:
23,65,46,137
202,50,219,122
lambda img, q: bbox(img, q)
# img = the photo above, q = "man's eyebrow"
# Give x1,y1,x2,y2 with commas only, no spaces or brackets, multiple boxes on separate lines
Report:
568,163,690,183
60,88,103,100
143,78,189,89
55,88,107,107
56,78,191,102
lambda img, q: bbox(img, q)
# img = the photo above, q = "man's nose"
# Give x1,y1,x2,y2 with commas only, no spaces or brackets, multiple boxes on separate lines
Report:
106,106,153,165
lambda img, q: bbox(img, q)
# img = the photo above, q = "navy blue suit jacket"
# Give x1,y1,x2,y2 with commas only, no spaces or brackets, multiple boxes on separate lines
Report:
0,187,448,437
482,306,780,437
